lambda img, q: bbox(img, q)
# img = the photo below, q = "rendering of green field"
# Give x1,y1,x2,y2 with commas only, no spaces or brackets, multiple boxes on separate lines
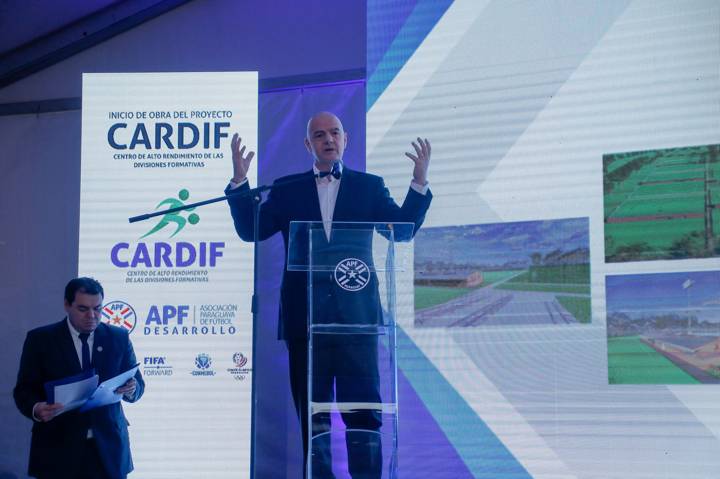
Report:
603,144,720,262
494,264,590,294
414,270,520,310
476,270,522,284
415,285,475,310
413,219,591,326
415,266,591,323
556,296,591,323
607,336,700,384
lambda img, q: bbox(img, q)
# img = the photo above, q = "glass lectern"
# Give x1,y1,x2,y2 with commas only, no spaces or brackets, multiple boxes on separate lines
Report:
288,221,415,479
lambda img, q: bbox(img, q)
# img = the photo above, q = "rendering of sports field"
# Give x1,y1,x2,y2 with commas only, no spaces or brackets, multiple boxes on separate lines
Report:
606,270,720,384
604,144,720,262
413,218,590,327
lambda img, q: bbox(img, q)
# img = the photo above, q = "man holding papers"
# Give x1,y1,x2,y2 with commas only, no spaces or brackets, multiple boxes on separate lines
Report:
14,277,144,479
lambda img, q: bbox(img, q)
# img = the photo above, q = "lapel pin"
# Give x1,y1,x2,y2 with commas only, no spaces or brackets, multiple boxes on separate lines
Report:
97,346,103,352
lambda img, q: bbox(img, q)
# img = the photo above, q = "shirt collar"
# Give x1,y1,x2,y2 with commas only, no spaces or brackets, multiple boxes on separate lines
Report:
66,317,95,339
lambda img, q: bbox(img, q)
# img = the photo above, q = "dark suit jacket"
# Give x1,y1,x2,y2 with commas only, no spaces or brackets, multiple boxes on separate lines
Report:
226,167,432,340
14,320,145,479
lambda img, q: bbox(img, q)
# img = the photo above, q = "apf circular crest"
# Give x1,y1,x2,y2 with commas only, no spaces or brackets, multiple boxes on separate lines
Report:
334,258,370,292
101,301,137,332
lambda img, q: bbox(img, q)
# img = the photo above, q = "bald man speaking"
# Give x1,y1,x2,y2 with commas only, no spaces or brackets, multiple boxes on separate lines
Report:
225,112,432,478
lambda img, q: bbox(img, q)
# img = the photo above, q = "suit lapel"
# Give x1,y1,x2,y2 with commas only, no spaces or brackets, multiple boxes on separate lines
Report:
301,169,323,221
92,324,109,377
57,319,83,374
332,167,354,223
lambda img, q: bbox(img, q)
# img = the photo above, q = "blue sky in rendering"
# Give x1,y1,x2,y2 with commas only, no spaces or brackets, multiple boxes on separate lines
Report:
414,217,589,267
607,271,720,321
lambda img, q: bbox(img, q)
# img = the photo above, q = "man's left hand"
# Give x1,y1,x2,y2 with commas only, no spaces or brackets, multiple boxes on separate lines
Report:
405,137,431,185
115,378,137,399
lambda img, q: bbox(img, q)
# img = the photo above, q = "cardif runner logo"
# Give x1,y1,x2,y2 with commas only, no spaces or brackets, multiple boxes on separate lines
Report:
101,301,137,332
110,188,224,270
141,188,199,239
334,258,370,291
192,353,215,376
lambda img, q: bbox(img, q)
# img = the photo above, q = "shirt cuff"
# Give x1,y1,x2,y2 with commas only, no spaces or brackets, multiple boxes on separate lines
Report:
228,178,249,190
410,180,429,195
32,402,42,422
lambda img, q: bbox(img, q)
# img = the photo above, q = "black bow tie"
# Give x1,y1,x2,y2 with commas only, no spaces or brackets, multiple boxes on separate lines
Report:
318,162,342,180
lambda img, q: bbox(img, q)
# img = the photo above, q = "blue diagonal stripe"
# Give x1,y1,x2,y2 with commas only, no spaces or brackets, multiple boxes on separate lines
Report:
367,0,453,111
397,326,532,478
367,0,418,78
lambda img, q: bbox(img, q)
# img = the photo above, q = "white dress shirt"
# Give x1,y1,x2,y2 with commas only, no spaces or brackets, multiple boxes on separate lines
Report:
313,163,343,239
66,318,95,367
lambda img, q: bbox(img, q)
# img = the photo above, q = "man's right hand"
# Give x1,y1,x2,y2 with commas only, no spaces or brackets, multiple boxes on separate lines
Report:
231,133,256,183
33,402,64,422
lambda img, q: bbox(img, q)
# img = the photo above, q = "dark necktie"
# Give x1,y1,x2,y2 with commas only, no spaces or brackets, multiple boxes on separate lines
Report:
79,333,91,371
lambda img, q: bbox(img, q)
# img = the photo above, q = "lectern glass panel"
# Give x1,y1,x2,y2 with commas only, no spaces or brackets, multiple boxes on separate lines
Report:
289,221,414,479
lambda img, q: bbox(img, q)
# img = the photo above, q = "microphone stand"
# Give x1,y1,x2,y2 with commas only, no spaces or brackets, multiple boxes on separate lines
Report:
127,168,338,224
127,166,339,478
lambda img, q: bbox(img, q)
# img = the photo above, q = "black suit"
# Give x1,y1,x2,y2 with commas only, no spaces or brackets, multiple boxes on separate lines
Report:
227,166,431,478
14,320,145,479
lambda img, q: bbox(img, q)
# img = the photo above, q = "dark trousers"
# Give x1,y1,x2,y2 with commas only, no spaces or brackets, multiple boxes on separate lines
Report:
287,335,383,479
35,438,115,479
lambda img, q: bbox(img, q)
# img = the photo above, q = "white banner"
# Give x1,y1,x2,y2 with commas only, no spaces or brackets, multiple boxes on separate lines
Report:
79,72,257,478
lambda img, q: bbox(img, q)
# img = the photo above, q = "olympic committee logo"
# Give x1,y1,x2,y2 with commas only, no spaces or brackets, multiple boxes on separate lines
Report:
227,352,251,381
233,352,248,368
101,301,137,332
334,258,370,292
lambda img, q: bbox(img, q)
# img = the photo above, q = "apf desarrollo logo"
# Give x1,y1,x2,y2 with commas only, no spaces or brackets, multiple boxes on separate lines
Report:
334,258,370,291
111,188,225,277
191,353,215,376
143,303,238,336
101,301,137,332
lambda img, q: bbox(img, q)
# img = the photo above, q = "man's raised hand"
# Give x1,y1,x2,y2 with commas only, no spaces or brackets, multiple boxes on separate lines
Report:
231,133,256,183
405,137,431,185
